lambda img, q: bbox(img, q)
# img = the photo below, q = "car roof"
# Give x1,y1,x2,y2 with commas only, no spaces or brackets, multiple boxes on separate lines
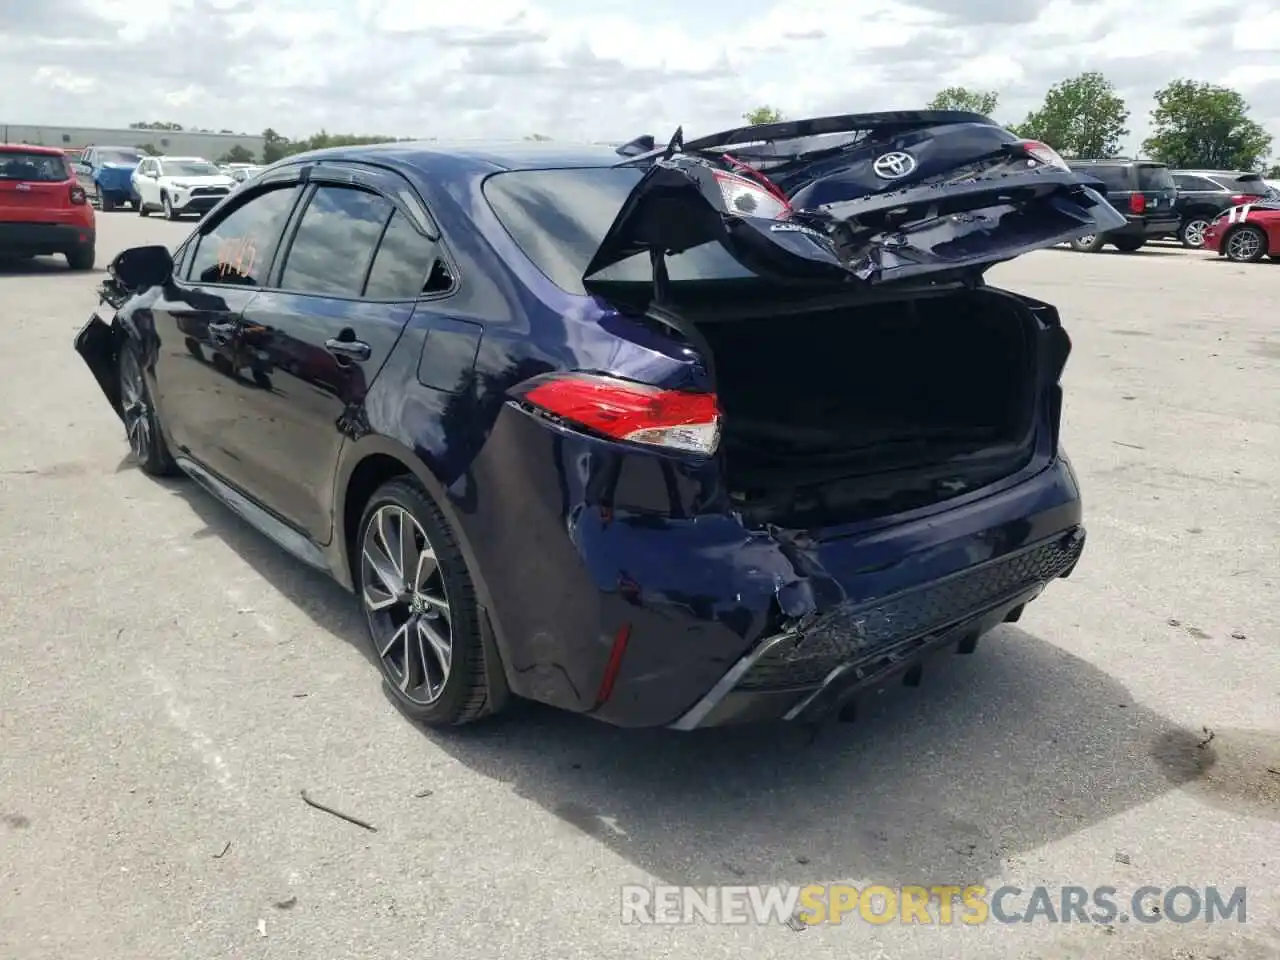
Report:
1069,158,1167,166
156,155,209,162
292,139,623,174
1177,169,1258,177
0,143,66,155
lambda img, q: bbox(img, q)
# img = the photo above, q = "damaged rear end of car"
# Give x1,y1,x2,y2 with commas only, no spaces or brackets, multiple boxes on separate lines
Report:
480,111,1121,728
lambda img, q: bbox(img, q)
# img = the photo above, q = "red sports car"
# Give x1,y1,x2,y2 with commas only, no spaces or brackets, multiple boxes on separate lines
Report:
1202,201,1280,262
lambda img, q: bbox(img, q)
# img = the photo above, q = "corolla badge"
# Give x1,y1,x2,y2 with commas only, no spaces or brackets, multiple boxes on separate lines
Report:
872,151,917,180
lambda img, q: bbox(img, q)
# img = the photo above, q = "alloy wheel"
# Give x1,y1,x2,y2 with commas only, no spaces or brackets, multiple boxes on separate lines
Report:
1227,228,1262,262
361,504,453,705
120,349,152,462
1182,219,1208,248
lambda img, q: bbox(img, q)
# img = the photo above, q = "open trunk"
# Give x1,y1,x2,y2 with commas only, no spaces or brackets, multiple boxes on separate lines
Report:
691,288,1044,527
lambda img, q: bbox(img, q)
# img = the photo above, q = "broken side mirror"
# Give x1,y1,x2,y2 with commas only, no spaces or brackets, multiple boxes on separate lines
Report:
110,245,174,291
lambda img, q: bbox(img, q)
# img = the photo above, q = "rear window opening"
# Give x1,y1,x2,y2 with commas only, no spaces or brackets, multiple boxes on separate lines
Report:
1135,165,1174,190
0,152,70,182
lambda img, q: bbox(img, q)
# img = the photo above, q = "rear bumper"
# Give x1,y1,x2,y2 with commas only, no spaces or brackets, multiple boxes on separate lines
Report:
454,399,1086,729
0,221,95,255
670,527,1083,729
1107,214,1180,238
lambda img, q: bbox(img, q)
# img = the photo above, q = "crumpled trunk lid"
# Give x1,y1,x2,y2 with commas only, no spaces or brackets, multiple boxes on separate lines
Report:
584,110,1126,298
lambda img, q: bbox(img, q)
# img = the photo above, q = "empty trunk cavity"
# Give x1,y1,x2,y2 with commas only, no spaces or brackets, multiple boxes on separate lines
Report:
698,289,1041,527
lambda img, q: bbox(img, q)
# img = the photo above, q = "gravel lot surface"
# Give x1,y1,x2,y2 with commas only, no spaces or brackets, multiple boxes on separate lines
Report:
1,213,1277,960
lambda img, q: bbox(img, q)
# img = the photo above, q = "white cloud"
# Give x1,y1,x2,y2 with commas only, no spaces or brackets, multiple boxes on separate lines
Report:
0,0,1276,157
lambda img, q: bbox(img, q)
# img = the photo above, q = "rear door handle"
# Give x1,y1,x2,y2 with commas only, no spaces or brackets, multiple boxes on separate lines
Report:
325,338,371,362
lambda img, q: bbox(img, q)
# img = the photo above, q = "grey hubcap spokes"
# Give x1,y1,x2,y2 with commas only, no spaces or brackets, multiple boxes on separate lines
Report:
1076,234,1096,246
361,505,453,704
1184,220,1208,247
1228,229,1261,261
120,350,151,460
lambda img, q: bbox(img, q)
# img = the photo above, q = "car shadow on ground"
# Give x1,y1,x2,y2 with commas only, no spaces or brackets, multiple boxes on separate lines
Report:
158,469,1234,888
0,255,98,276
1050,245,1189,258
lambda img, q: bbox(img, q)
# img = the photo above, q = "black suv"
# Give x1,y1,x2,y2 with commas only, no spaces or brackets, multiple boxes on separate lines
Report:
1170,170,1274,248
1064,159,1179,252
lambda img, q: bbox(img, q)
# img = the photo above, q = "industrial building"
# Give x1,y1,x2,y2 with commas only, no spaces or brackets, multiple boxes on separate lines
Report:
0,123,266,161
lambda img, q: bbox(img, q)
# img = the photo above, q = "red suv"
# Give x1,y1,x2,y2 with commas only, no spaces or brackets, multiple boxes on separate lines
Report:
0,143,96,270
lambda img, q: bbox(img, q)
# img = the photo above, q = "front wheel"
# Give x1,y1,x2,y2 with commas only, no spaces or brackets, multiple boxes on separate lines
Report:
162,193,180,220
1070,233,1106,252
356,478,498,726
118,344,180,477
1224,225,1267,263
138,198,150,217
1178,217,1210,249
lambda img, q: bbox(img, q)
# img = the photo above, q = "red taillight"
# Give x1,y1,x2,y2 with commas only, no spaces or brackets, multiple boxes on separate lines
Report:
518,372,721,455
1230,194,1263,205
711,169,792,220
69,184,87,205
1018,140,1069,170
1129,193,1146,214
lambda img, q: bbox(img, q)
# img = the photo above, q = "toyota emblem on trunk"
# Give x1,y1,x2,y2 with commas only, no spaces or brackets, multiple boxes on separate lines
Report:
873,151,916,179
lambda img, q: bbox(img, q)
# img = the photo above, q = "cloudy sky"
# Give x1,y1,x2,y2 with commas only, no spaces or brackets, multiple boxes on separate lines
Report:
4,0,1278,153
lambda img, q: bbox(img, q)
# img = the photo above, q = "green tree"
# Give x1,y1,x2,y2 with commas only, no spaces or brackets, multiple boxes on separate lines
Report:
1268,163,1280,178
134,142,162,156
261,128,291,163
1142,80,1272,170
218,144,255,164
523,133,552,141
743,105,784,125
1011,72,1129,158
927,87,999,116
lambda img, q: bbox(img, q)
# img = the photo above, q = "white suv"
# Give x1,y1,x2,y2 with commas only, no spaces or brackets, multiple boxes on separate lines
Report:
132,156,236,220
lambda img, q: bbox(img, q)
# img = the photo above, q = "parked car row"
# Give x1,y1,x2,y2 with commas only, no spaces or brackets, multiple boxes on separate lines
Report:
67,144,247,219
1062,157,1279,260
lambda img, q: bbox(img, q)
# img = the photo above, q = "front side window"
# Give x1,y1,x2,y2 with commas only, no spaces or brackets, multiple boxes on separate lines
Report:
277,186,393,297
186,185,300,286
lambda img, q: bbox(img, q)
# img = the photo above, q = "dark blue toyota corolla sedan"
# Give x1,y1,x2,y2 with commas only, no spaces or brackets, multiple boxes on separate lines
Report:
75,112,1126,730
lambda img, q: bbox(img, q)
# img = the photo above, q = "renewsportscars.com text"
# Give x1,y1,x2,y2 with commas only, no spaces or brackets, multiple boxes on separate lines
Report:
620,884,1248,926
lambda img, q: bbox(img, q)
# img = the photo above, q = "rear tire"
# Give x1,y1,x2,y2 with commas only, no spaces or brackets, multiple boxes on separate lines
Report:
101,192,115,212
66,246,95,271
356,477,497,727
1070,233,1106,252
118,343,180,477
1112,237,1146,252
1178,217,1210,249
1224,225,1267,263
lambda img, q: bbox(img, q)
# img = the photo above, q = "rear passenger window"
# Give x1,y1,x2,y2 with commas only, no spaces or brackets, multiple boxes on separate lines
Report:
363,212,440,299
278,186,392,297
186,185,299,286
1077,165,1130,190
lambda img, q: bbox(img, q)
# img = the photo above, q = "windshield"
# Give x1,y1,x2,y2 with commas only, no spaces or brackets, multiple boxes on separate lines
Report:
1136,165,1175,190
0,151,70,182
483,167,752,296
99,149,142,165
159,160,219,177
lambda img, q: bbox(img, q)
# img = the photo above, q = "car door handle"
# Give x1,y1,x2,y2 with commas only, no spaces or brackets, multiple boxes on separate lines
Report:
325,338,371,362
